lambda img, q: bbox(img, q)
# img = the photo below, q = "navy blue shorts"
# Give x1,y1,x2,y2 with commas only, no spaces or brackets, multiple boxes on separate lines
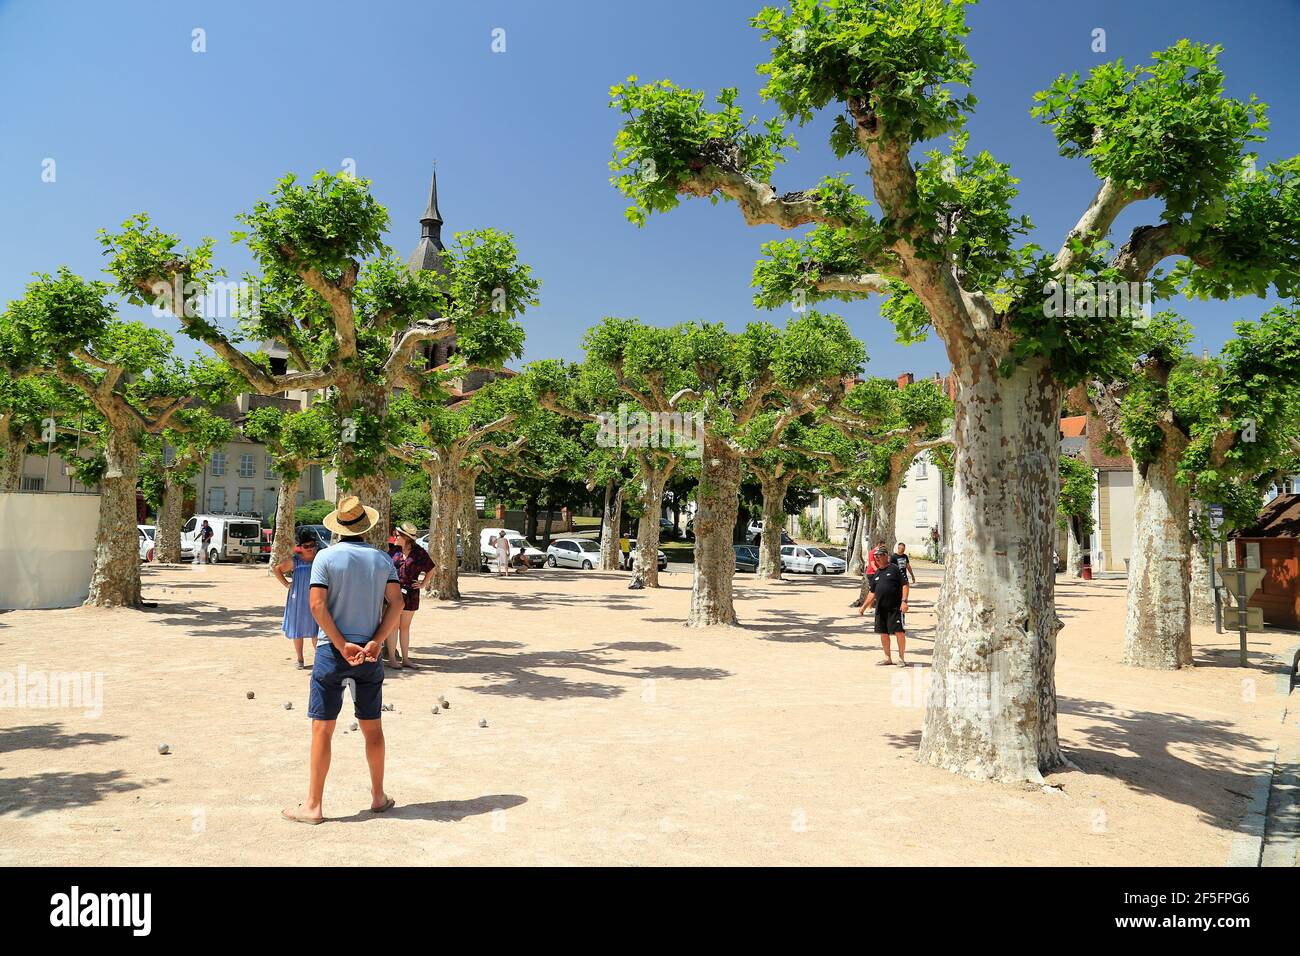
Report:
308,644,384,721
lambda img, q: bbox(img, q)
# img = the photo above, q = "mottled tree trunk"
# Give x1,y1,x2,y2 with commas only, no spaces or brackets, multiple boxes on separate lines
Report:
1189,527,1217,626
857,479,900,602
86,427,143,608
270,471,301,569
426,461,460,600
154,476,186,563
0,428,25,493
1066,524,1084,578
599,481,624,571
845,502,865,575
756,471,793,580
458,470,480,573
635,460,673,586
918,357,1063,783
688,439,741,627
1123,446,1193,669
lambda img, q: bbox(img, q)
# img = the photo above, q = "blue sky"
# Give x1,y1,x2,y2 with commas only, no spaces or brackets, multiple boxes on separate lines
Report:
1,0,1297,379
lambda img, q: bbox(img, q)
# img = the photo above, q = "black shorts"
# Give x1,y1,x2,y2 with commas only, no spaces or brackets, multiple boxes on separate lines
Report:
873,604,904,635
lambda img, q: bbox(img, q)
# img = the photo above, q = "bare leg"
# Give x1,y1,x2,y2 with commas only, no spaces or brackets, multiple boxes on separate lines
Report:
895,631,907,663
398,610,415,665
293,637,305,664
879,634,893,662
358,718,388,810
304,718,335,818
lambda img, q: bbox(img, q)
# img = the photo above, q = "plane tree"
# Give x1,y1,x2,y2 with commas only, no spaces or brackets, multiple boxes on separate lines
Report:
242,402,336,566
0,269,231,606
99,171,537,547
1057,453,1096,579
140,407,235,563
609,0,1299,778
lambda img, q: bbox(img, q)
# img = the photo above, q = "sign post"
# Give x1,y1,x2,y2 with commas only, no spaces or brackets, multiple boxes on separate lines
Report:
1208,504,1224,634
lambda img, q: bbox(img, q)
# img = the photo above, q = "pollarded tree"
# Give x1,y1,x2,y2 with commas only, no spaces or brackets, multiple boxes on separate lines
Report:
1057,453,1096,579
531,328,699,588
99,172,537,547
0,373,88,493
830,377,953,564
1090,306,1300,668
746,418,851,579
242,402,336,567
0,270,230,606
389,375,537,600
142,407,235,563
610,1,1300,779
673,313,863,625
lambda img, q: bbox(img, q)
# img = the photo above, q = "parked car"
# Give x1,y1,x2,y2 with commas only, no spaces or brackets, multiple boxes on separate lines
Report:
733,544,759,573
779,544,847,575
546,537,602,569
480,527,547,569
621,538,668,571
415,534,462,561
755,529,794,547
660,517,678,540
181,514,264,563
137,525,155,562
747,519,764,542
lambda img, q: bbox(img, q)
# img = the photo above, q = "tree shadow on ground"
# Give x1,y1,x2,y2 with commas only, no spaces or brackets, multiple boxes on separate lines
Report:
0,722,124,755
596,641,679,652
144,602,284,638
0,769,164,817
883,730,923,751
1193,645,1286,671
410,639,730,701
432,590,649,613
327,793,527,824
1059,696,1271,831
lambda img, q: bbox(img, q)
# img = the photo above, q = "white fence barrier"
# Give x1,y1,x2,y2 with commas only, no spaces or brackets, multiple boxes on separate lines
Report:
0,492,100,609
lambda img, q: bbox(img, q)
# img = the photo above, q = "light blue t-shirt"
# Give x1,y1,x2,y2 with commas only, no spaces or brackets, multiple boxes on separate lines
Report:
309,541,399,647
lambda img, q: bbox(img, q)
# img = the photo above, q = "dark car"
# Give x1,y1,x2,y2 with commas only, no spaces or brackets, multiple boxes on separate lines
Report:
733,544,759,573
295,524,333,550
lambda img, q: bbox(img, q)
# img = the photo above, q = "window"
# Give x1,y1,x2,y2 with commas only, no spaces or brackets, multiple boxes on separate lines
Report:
210,452,226,476
182,517,196,534
263,488,277,517
20,475,44,492
208,487,226,512
237,488,254,512
239,453,255,478
915,496,929,527
915,458,927,479
265,456,275,479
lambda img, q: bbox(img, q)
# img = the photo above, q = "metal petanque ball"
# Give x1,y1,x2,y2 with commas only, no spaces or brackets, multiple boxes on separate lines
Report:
350,721,359,731
157,743,171,755
478,718,488,728
283,701,293,710
431,704,441,714
438,695,450,709
246,691,255,700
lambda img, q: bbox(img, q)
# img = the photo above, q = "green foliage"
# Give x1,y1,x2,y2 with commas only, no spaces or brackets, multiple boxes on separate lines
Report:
609,79,796,225
242,403,335,481
1032,41,1267,223
294,499,335,526
391,470,432,528
1057,454,1096,536
753,0,977,143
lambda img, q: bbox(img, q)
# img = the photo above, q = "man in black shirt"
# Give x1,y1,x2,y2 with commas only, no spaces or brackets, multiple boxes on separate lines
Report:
859,544,909,666
890,542,916,585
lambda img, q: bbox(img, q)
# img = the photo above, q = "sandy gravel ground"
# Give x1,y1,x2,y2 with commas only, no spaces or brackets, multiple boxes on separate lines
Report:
1,560,1296,866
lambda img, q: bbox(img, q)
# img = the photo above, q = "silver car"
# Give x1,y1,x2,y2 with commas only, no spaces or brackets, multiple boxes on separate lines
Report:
779,544,847,575
546,537,601,569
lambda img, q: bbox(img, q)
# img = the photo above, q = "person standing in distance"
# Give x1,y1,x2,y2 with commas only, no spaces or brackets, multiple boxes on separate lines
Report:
859,544,909,666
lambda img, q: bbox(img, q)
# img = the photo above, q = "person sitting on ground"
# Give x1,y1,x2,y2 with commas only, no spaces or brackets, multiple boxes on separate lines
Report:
859,544,909,667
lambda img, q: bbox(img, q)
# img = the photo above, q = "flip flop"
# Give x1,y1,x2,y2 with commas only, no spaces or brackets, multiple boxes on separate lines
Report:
281,805,324,825
875,659,894,666
370,796,395,813
896,659,908,667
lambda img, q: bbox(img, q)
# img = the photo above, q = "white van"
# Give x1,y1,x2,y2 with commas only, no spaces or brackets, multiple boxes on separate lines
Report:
479,527,547,569
181,514,265,563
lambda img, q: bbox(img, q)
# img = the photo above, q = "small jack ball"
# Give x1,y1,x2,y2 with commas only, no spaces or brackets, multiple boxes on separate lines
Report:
246,691,255,699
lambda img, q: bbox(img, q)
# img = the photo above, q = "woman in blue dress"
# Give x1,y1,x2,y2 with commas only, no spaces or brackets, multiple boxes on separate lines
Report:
273,528,321,669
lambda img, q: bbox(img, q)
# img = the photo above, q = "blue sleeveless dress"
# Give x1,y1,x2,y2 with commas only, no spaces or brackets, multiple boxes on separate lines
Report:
283,556,317,639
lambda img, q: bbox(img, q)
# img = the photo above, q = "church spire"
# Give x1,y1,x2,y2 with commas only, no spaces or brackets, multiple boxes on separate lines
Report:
409,163,447,274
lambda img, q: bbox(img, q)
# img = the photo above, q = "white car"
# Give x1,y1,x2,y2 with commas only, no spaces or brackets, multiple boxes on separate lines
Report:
780,544,847,575
621,538,667,571
546,537,602,569
480,527,547,569
137,525,156,562
181,514,264,563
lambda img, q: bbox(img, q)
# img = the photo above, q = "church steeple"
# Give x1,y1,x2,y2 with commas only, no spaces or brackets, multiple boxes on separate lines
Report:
408,164,447,274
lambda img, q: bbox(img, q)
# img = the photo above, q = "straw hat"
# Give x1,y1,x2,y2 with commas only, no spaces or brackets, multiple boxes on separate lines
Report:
322,495,380,537
395,521,420,542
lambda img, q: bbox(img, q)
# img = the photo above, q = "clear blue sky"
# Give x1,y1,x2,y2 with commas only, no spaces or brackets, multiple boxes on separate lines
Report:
2,0,1297,379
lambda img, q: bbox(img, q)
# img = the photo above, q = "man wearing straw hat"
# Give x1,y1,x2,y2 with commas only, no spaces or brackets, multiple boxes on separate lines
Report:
282,495,403,824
